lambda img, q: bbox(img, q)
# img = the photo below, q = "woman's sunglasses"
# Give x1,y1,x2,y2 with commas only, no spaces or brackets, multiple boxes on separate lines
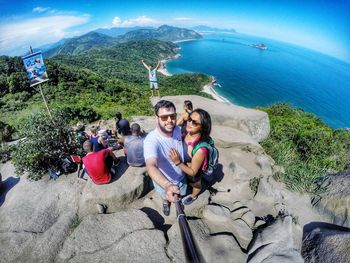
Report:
188,117,201,127
157,113,177,121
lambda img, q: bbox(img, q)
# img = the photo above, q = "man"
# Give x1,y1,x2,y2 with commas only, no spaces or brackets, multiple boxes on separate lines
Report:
82,140,120,185
118,123,146,167
144,100,186,216
141,59,161,98
115,112,131,136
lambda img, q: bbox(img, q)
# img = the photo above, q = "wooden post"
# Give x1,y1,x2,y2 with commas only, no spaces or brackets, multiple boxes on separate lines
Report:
38,83,52,118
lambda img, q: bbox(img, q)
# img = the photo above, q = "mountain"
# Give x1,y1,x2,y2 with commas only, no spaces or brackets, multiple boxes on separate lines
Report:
43,32,118,58
191,25,236,33
117,25,202,42
94,26,154,37
44,25,200,58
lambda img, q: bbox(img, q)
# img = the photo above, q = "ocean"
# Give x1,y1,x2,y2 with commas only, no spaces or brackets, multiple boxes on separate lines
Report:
166,33,350,128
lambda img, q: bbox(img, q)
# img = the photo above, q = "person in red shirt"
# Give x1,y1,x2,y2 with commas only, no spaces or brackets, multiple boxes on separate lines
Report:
82,140,120,184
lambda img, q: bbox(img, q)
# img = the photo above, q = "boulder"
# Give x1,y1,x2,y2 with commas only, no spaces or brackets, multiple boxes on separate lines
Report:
0,162,80,263
167,219,247,263
58,209,170,263
248,216,303,263
78,161,152,217
312,171,350,227
301,222,350,263
153,95,270,142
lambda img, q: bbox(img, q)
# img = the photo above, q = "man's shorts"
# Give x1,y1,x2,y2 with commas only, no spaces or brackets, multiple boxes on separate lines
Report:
153,179,187,199
150,81,158,90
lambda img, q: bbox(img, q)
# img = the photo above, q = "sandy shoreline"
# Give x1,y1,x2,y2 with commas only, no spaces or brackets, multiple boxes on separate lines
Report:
202,82,231,104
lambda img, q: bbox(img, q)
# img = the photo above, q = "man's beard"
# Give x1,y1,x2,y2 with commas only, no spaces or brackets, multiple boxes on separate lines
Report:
158,122,174,135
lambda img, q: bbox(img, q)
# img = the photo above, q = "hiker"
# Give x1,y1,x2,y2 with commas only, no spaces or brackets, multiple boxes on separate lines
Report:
115,112,131,136
118,123,146,167
82,140,120,184
75,122,89,149
89,125,107,152
177,100,193,137
169,109,212,205
141,59,161,97
144,100,186,216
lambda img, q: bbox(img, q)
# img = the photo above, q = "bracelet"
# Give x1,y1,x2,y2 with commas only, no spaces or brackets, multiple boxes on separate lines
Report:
175,161,182,166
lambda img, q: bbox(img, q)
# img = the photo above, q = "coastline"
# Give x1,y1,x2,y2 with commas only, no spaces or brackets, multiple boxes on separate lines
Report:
202,80,232,104
173,38,198,44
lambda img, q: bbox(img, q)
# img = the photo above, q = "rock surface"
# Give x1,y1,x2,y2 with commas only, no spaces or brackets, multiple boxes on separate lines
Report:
302,222,350,263
1,96,346,262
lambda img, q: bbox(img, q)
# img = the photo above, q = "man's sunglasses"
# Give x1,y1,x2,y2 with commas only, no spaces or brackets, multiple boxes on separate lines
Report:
157,113,177,121
188,117,201,127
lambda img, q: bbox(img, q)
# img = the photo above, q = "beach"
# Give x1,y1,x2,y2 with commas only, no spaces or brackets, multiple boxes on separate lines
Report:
202,82,231,104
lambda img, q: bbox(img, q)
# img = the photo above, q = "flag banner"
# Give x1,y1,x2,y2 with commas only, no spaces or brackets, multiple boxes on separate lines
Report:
22,51,49,87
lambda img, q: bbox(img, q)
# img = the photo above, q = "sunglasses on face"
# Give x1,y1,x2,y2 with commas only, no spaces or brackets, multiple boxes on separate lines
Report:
157,113,177,121
188,117,201,127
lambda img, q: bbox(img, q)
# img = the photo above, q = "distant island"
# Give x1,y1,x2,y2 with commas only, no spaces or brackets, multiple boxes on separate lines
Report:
191,25,236,33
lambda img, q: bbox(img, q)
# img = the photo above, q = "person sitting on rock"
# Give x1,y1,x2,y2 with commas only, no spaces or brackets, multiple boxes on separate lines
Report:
177,100,193,137
118,123,146,167
169,109,212,205
82,140,120,184
89,125,107,152
115,112,131,136
75,122,89,149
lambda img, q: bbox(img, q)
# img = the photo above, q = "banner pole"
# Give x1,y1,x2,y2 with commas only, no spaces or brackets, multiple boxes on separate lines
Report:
38,83,52,118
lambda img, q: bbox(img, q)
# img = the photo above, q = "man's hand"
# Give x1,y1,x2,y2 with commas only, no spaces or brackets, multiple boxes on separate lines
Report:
165,183,180,203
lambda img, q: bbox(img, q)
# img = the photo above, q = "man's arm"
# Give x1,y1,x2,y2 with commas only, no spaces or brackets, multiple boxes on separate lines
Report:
141,60,149,70
107,149,119,163
146,157,180,202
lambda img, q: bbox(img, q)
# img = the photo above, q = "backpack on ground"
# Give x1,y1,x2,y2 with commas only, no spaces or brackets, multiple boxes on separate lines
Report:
61,156,78,174
192,138,219,182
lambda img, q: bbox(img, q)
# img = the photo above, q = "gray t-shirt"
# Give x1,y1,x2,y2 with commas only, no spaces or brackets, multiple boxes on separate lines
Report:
124,134,146,167
148,69,157,82
143,126,184,183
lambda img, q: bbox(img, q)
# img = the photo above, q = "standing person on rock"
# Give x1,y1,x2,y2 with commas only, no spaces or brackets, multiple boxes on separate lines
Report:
169,109,212,205
177,100,193,137
144,100,186,216
141,59,161,98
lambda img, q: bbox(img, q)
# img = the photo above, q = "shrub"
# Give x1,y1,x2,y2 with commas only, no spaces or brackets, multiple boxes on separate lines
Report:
12,110,79,180
0,121,15,142
259,103,350,193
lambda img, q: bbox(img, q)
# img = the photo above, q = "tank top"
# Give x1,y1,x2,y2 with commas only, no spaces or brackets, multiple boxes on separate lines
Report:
90,135,104,152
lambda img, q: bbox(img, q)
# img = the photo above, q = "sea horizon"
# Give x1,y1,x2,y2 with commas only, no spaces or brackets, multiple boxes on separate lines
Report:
166,33,350,129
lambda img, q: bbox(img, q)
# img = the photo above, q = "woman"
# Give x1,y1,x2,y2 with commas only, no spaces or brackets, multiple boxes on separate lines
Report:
169,108,212,205
177,100,193,137
89,125,107,152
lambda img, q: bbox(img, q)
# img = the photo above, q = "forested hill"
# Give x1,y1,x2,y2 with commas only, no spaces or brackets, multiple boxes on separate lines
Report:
44,25,201,58
0,39,210,136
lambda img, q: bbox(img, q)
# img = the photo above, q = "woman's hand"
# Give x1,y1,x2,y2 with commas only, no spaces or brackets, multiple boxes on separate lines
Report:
169,148,181,164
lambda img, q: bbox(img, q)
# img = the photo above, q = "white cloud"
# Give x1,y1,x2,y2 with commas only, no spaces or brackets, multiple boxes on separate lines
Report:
0,15,89,56
33,7,50,13
112,16,159,27
174,17,192,21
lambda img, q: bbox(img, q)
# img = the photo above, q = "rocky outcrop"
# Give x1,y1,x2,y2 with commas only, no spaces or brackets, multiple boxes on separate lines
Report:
154,95,270,142
311,171,350,227
302,222,350,263
1,96,347,262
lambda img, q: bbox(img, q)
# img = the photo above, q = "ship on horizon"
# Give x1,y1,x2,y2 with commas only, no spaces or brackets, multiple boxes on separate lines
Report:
252,43,267,50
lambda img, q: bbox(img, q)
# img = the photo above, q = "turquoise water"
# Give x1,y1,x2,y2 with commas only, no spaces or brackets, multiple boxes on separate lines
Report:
166,34,350,128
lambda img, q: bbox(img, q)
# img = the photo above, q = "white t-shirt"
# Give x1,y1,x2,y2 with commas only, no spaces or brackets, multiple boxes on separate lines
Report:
148,69,157,82
144,126,184,183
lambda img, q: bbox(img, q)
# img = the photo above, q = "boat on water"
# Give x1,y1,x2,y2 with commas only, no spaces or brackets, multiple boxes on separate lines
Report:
252,43,267,50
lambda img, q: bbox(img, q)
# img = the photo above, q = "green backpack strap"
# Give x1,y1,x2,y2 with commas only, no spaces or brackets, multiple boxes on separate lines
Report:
192,142,210,155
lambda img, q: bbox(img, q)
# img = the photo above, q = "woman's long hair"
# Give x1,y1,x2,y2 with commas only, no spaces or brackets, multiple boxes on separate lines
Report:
191,108,211,145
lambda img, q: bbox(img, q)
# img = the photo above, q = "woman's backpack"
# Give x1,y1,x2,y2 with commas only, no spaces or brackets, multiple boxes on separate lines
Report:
192,138,219,182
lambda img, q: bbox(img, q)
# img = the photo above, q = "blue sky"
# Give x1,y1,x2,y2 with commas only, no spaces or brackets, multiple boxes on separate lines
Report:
0,0,349,62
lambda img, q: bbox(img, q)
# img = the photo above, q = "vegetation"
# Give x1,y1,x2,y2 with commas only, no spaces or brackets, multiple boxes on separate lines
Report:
0,39,211,179
259,103,350,193
12,110,79,180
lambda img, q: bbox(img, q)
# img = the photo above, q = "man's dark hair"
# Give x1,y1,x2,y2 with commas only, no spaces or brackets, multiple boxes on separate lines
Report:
131,123,141,134
115,112,122,120
154,100,176,116
184,100,193,111
192,108,212,144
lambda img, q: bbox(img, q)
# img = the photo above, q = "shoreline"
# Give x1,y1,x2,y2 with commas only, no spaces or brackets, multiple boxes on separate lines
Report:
173,38,198,43
202,79,232,104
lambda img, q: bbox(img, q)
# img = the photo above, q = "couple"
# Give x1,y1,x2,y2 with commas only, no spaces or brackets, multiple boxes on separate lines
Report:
144,100,212,216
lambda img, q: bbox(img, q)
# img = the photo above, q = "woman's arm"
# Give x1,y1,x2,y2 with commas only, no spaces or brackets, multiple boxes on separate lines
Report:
176,113,186,126
169,148,205,176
